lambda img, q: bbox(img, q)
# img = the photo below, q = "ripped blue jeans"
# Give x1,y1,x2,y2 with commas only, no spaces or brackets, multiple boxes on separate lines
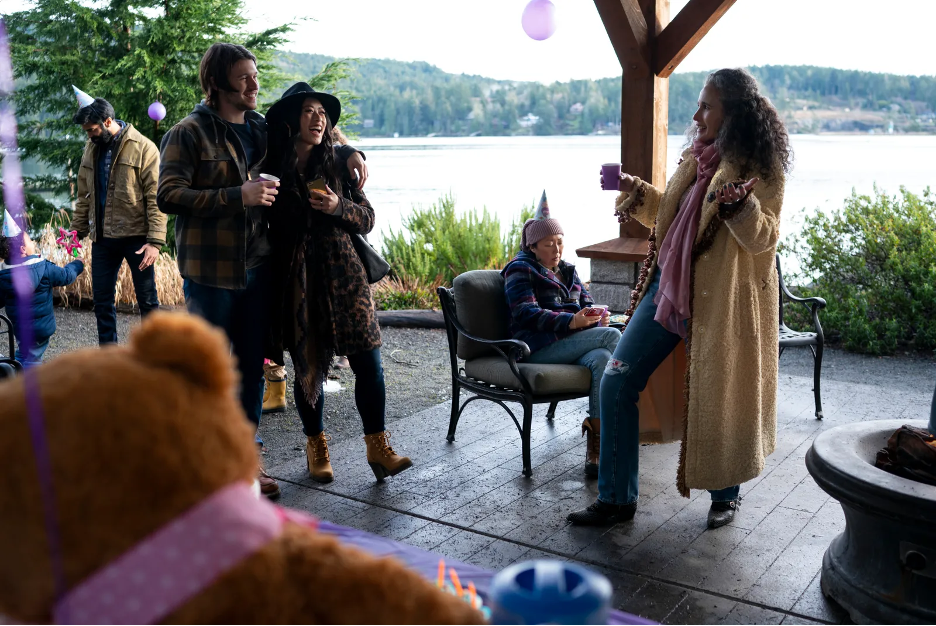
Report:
598,271,740,505
526,326,621,420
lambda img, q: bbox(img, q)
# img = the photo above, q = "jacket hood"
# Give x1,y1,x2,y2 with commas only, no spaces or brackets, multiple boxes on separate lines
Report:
191,103,266,146
0,255,42,272
191,103,265,125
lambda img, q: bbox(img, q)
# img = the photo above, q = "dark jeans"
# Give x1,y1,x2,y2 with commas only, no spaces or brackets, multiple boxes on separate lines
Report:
92,236,159,345
184,262,271,444
16,336,50,368
295,348,386,437
598,271,741,506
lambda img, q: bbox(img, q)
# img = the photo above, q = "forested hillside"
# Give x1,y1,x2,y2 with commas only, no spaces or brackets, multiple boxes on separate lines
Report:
275,53,936,137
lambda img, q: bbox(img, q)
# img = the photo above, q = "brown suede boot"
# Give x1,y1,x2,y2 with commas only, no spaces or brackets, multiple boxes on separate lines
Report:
364,431,412,480
582,417,600,478
257,463,281,499
306,432,334,483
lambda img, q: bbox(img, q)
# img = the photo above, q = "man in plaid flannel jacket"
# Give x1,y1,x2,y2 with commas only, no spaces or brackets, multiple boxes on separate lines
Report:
158,43,366,498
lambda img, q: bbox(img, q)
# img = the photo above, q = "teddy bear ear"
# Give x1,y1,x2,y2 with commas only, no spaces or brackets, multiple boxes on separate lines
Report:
129,312,237,393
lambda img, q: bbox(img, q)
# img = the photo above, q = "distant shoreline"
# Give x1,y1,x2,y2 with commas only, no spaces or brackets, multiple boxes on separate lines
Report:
351,130,936,140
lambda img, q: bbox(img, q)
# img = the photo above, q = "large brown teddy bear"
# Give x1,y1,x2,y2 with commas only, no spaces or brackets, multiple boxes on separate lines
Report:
0,312,483,624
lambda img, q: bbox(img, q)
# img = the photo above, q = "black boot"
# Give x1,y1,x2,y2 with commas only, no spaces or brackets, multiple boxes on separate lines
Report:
707,496,741,529
567,499,637,526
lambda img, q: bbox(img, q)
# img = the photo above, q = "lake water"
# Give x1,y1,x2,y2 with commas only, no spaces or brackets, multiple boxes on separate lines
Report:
354,134,936,281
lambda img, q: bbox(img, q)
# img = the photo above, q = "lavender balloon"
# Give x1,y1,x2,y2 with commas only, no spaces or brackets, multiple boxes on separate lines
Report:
521,0,557,41
148,101,166,121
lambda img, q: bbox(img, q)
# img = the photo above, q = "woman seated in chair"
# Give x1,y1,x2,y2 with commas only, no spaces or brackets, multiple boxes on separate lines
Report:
501,192,621,477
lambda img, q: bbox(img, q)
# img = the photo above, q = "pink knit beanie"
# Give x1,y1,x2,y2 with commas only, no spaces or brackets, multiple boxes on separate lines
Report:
521,191,563,250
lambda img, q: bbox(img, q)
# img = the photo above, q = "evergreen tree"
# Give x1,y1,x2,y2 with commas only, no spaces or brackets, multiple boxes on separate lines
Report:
3,1,357,230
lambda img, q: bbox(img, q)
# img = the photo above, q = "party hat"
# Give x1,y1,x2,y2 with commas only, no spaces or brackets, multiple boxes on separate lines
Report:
72,84,95,108
521,190,563,249
2,207,23,238
534,190,550,219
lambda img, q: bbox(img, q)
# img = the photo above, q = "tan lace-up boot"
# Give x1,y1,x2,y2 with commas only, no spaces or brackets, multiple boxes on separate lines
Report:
364,431,412,480
306,432,334,483
261,376,287,413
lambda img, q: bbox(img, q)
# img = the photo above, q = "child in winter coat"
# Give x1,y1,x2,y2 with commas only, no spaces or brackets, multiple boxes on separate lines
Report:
0,230,84,367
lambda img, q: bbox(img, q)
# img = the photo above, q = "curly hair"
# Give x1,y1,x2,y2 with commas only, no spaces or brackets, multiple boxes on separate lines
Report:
0,233,25,264
690,68,793,182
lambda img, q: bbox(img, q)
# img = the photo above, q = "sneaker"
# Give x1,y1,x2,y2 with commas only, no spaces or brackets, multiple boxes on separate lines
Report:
567,499,637,526
707,496,741,529
258,465,281,500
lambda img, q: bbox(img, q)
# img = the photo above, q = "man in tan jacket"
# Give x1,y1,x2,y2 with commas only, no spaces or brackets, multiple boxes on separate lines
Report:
70,94,166,345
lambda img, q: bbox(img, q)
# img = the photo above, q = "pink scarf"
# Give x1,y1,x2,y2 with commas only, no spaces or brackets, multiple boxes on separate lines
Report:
653,140,721,337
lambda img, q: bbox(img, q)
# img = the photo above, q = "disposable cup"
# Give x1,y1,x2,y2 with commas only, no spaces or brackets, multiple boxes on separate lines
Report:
601,163,621,191
258,173,280,183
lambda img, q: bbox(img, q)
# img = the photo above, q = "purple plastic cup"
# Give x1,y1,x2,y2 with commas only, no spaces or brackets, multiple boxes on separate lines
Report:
601,163,621,191
590,305,609,326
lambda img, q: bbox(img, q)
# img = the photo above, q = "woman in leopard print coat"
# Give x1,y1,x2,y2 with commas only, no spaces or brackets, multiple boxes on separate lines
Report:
263,83,412,484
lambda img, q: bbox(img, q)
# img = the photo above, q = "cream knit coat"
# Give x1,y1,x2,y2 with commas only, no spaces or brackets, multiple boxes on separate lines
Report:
617,149,784,496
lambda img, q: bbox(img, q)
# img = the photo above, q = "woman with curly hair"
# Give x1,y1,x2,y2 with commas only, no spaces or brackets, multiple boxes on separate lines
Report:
569,68,793,529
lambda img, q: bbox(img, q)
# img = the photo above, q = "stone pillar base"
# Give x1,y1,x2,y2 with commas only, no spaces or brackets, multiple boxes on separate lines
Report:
587,259,640,313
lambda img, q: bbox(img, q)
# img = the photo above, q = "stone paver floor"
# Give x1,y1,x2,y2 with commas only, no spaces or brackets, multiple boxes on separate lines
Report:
266,357,934,625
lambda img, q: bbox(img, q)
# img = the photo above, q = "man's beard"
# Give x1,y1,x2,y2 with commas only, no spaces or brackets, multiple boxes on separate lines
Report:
221,89,257,112
90,126,114,146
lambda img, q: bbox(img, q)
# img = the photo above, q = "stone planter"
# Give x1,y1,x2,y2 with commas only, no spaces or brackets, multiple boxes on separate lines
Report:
805,419,936,624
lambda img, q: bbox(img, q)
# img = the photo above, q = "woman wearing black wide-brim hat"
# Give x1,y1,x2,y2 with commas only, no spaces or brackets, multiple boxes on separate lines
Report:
261,82,412,484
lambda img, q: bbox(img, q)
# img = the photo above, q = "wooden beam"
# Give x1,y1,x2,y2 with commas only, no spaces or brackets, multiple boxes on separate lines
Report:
654,0,736,77
617,0,669,239
593,0,650,71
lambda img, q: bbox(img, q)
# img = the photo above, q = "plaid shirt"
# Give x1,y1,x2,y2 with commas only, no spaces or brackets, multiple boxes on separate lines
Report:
158,104,361,289
157,104,266,289
501,250,594,355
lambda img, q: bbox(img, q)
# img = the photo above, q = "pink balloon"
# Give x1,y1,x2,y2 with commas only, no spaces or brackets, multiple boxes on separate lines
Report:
521,0,556,41
148,101,166,121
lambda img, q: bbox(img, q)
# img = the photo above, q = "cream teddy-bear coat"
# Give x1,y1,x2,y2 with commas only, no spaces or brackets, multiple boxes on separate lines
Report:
618,149,783,496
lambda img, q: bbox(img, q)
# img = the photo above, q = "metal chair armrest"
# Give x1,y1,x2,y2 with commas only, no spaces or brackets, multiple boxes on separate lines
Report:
781,285,827,309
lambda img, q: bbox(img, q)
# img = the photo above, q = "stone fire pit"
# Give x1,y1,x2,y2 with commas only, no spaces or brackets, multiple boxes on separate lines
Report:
806,419,936,624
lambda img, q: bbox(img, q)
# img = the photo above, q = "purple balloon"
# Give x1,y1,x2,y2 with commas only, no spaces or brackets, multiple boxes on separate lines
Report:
148,101,166,121
522,0,556,41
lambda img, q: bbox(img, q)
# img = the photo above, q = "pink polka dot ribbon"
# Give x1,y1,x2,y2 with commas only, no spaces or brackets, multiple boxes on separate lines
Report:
53,483,317,624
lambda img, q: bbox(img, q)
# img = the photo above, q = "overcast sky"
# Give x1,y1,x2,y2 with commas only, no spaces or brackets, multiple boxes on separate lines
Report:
4,0,933,81
238,0,936,82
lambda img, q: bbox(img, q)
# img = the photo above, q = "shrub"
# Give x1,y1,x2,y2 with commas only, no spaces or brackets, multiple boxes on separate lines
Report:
36,213,185,310
784,186,936,355
371,276,445,311
381,193,533,285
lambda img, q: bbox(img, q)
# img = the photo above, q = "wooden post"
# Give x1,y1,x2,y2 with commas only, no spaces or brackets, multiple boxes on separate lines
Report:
594,0,670,240
579,0,736,280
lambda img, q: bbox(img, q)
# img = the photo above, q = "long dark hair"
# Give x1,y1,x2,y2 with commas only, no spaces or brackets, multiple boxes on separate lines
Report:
691,68,793,182
262,99,340,196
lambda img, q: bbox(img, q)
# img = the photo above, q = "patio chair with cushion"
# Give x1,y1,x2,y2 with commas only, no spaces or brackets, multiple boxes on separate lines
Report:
777,252,826,420
437,270,593,477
